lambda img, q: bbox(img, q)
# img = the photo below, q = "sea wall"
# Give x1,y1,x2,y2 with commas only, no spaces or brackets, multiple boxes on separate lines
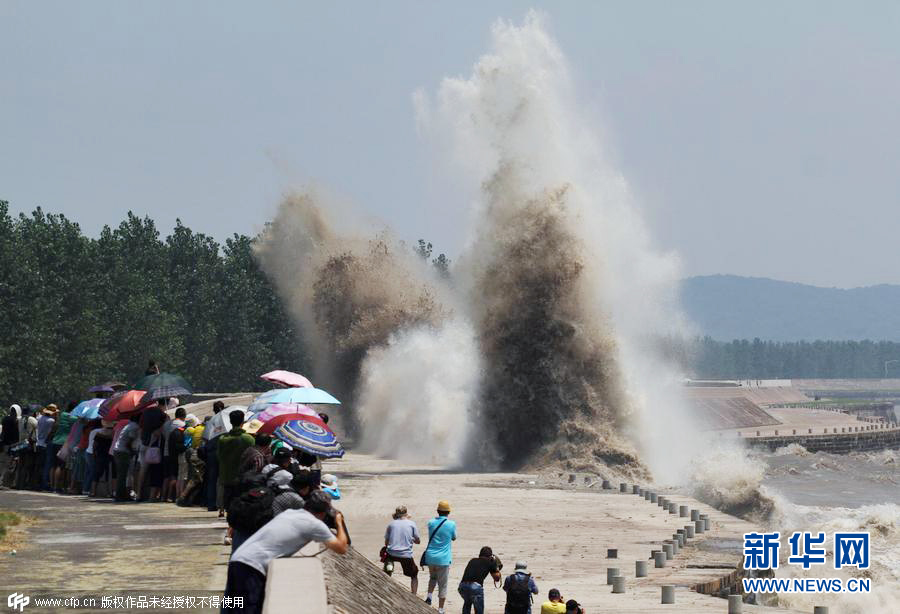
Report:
741,425,900,453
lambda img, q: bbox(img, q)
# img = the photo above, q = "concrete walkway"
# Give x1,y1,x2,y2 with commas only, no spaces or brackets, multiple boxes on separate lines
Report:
0,489,230,612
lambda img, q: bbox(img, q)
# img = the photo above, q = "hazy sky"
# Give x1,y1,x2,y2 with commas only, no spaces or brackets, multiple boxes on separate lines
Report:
3,2,899,288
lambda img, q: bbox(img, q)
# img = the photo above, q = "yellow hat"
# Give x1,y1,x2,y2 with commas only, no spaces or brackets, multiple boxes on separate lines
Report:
437,500,451,513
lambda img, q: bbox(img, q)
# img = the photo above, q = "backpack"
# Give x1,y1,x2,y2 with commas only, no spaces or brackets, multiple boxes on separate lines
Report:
168,427,186,457
227,486,274,535
506,574,532,611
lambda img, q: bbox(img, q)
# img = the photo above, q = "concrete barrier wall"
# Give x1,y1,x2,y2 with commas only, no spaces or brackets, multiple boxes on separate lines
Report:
743,427,900,453
263,556,328,614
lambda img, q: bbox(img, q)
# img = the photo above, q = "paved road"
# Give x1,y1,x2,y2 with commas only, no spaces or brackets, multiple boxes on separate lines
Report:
0,489,229,613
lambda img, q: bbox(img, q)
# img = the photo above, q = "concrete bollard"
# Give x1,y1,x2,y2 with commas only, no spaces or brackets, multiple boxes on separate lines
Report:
668,502,678,514
602,479,611,489
679,505,689,517
727,594,742,613
643,490,650,500
612,575,626,594
654,551,666,568
606,567,619,585
650,492,658,503
620,482,627,493
701,515,710,531
813,607,828,614
635,560,647,577
607,548,617,559
658,495,667,508
674,533,684,547
568,473,576,483
685,525,695,538
695,519,705,534
691,509,700,521
632,484,640,494
661,585,675,604
663,543,674,560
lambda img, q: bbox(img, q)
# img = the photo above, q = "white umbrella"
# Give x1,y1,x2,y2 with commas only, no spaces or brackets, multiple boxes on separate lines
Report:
203,405,249,440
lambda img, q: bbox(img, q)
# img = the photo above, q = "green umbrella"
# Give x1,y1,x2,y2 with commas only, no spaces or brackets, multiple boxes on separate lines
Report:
131,372,193,394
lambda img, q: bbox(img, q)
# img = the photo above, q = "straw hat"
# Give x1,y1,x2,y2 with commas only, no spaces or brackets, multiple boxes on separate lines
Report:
437,500,451,513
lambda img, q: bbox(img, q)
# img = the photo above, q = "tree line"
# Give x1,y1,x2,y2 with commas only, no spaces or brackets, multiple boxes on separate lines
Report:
0,201,309,405
682,337,900,380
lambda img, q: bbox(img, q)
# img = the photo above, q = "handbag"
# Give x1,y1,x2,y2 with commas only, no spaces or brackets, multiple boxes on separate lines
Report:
144,433,162,464
419,517,448,568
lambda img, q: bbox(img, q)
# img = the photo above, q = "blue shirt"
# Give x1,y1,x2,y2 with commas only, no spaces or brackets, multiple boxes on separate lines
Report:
425,516,457,566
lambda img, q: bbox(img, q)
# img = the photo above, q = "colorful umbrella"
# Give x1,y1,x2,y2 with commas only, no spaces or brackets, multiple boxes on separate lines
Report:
256,412,324,436
272,416,344,458
88,385,114,394
72,399,104,420
203,406,249,441
247,388,340,414
131,373,193,394
99,390,151,420
254,403,318,423
260,370,313,389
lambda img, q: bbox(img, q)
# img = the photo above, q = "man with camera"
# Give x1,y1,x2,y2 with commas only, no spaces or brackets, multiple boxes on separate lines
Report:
565,599,584,614
225,490,349,614
458,546,502,614
502,561,539,614
539,588,566,614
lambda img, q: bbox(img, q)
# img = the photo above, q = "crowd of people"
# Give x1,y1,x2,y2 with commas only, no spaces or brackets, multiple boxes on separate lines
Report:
1,385,586,614
383,501,585,614
0,392,350,614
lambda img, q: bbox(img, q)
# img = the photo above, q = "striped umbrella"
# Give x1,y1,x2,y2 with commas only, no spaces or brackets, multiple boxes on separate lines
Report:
272,416,344,458
140,385,190,405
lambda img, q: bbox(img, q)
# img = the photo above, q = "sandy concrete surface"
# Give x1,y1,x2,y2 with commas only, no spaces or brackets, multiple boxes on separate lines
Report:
0,489,230,612
328,453,804,613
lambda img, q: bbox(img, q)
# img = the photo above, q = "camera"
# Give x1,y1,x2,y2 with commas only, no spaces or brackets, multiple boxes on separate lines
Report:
492,554,503,571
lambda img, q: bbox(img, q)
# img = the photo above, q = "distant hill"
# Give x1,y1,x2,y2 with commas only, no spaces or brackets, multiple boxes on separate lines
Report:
680,275,900,341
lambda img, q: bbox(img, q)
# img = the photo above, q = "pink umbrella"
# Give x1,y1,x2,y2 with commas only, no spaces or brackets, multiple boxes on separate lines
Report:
260,370,313,389
255,403,318,423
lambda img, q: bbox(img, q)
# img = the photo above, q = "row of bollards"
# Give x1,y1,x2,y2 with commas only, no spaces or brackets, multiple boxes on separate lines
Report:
605,482,830,611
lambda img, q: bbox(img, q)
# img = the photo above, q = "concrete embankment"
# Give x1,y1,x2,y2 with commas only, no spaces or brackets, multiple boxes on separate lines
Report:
319,454,803,613
742,426,900,453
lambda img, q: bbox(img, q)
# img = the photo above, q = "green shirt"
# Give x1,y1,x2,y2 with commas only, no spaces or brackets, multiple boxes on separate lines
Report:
217,427,255,485
52,412,77,446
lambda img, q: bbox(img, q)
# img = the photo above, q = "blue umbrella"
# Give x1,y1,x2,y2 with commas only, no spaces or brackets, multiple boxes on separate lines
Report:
272,416,344,458
72,399,104,420
247,387,341,414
